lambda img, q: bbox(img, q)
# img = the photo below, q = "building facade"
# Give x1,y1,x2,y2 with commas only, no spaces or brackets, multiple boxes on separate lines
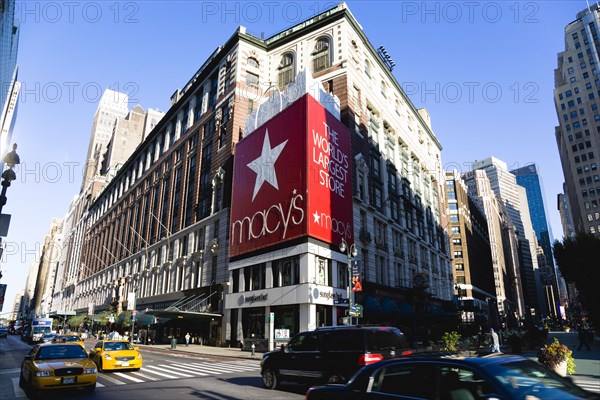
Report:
554,5,600,237
444,172,497,333
0,0,19,159
49,3,451,347
81,89,130,191
511,164,562,319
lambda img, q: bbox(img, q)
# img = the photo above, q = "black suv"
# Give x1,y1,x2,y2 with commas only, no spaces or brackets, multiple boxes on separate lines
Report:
260,325,410,389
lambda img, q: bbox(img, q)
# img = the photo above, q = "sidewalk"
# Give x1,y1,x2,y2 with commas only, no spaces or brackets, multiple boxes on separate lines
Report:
135,342,267,360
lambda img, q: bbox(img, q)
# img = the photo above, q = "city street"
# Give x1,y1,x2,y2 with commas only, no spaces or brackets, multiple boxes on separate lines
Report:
1,331,598,399
0,335,305,400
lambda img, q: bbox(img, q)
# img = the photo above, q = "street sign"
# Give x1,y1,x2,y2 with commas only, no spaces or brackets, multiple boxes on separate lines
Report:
349,304,363,317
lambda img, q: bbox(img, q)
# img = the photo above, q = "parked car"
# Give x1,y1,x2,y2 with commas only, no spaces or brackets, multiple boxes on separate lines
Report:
89,340,143,371
305,353,600,400
261,325,411,389
0,328,8,338
19,343,97,396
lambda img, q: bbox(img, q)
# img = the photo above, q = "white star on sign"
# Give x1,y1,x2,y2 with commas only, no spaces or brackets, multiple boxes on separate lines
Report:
247,130,288,201
313,210,320,223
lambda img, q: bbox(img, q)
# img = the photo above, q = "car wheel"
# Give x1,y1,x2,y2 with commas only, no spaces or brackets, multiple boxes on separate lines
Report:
262,368,279,389
18,372,25,388
327,374,345,384
85,383,96,393
26,376,39,399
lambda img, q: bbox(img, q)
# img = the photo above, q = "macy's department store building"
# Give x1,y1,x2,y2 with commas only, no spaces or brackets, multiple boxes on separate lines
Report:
223,90,357,351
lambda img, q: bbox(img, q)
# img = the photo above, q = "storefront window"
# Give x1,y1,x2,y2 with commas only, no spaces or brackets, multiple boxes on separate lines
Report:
316,257,332,286
242,307,265,339
271,305,299,338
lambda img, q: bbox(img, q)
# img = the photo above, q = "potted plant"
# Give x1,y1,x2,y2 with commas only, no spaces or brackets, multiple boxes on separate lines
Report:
441,331,461,352
537,338,576,376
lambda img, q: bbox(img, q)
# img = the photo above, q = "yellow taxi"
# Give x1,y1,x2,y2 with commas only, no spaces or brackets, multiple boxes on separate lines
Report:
19,343,97,395
89,340,143,371
52,334,85,348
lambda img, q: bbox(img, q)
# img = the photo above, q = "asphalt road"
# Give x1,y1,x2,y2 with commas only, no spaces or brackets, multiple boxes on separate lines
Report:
0,335,306,400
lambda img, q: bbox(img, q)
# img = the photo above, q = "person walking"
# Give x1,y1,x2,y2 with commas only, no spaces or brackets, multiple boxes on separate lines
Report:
490,328,500,353
185,332,191,347
577,325,591,351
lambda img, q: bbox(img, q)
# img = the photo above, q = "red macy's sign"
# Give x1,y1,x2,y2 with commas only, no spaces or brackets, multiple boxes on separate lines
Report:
230,93,354,257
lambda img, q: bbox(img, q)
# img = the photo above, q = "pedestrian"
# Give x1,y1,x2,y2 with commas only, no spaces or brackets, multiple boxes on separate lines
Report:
490,328,500,353
577,325,591,351
185,332,191,347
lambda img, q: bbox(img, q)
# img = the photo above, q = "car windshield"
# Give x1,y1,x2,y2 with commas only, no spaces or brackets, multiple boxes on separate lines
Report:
35,345,88,360
104,342,133,351
488,359,589,399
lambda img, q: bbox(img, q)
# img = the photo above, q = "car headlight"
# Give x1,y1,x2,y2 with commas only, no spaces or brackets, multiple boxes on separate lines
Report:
83,368,97,374
35,371,52,377
103,354,113,360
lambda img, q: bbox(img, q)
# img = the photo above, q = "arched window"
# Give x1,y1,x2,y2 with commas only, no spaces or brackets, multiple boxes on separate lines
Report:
278,52,295,88
247,57,259,68
312,37,331,73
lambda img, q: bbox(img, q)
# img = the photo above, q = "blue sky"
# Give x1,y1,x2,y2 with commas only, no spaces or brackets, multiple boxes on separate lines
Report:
1,0,580,316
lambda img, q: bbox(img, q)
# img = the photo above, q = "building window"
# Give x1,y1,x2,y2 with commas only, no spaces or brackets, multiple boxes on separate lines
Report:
272,256,300,287
246,72,259,89
364,59,371,77
278,53,295,88
316,257,332,286
247,57,259,68
244,263,266,291
312,37,331,73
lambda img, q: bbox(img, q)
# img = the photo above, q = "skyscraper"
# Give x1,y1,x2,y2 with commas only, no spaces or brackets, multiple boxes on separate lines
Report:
554,5,600,236
0,0,20,159
511,164,561,318
472,157,542,320
81,89,129,191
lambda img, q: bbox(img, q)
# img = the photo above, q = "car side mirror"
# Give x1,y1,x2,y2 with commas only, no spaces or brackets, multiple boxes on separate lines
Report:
94,347,102,352
134,346,139,351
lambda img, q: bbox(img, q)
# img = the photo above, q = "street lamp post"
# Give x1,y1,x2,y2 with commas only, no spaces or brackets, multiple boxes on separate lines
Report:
0,143,20,216
340,239,358,325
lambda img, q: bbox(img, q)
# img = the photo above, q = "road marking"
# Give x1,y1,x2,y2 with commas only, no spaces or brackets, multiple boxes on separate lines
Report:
96,382,105,387
167,363,211,375
131,370,158,381
98,373,127,385
155,364,206,376
113,372,145,383
0,368,21,374
189,362,257,373
142,365,192,378
573,377,600,393
11,377,26,398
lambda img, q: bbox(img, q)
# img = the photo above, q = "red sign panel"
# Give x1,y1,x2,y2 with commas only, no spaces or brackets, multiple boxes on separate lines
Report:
230,94,353,257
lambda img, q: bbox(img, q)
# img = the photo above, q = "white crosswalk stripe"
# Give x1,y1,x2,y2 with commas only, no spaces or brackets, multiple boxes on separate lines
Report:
573,377,600,393
91,359,259,387
113,371,145,383
143,364,194,378
188,362,258,373
168,362,213,375
131,370,158,381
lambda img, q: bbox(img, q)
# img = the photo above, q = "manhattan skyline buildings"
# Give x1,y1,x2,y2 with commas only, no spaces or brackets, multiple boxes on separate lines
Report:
0,1,584,318
553,3,600,237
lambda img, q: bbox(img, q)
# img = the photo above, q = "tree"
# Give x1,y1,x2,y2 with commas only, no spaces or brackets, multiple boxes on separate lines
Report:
553,233,600,329
66,315,86,330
